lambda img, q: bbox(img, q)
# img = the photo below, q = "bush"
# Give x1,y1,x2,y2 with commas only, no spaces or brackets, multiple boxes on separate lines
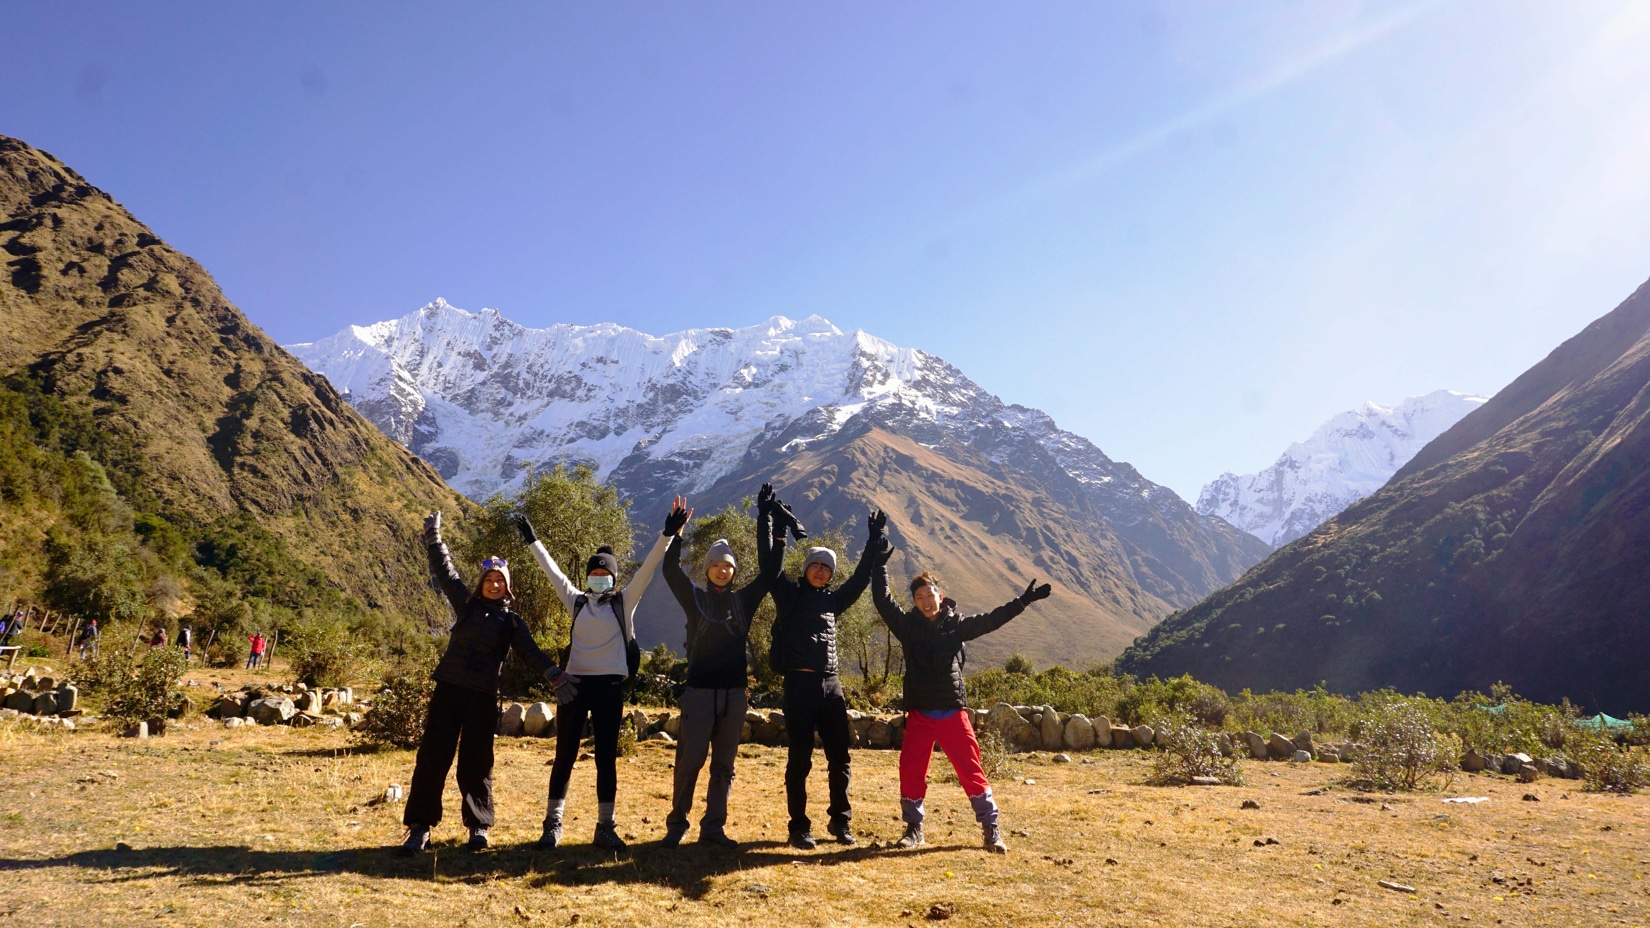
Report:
206,635,247,669
354,670,433,750
936,726,1019,784
1350,698,1459,791
1569,730,1650,794
81,631,187,726
1003,653,1034,675
1148,712,1244,786
284,617,372,688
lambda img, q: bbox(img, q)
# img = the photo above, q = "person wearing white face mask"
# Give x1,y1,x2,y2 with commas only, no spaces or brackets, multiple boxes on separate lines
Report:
514,502,676,851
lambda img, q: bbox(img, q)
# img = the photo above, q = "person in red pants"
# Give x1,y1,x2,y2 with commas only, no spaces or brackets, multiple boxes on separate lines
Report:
870,534,1051,853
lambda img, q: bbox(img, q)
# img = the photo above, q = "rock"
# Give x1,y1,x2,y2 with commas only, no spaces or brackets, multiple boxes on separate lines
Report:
223,717,246,729
1245,731,1268,760
248,697,296,725
1132,725,1155,750
523,702,554,737
1521,793,1540,802
1483,754,1505,774
1267,733,1295,759
1190,776,1222,786
1110,726,1134,749
753,723,782,745
32,692,57,716
1504,752,1533,775
291,713,317,728
1292,750,1312,763
1062,714,1096,751
647,730,675,743
1241,799,1261,810
1339,742,1362,763
1051,753,1073,764
344,712,364,728
1461,750,1487,772
1038,705,1064,751
497,703,526,737
630,707,653,735
867,718,892,749
293,690,318,713
985,702,1042,752
3,690,33,712
1293,731,1316,756
1092,715,1113,747
1216,732,1234,758
317,717,345,729
1518,765,1540,783
125,721,149,739
1317,750,1340,763
740,721,753,743
664,713,682,737
1155,727,1170,748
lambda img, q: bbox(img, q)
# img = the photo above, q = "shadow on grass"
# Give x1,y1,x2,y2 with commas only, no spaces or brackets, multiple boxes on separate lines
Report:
0,839,974,899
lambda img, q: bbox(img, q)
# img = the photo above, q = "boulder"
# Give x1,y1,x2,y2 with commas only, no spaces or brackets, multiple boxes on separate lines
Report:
1338,742,1362,763
985,702,1042,752
32,692,57,717
745,709,766,726
1267,733,1295,759
630,707,653,736
223,717,246,729
648,730,675,744
1504,752,1533,775
1132,725,1155,749
213,693,247,719
1110,726,1135,749
1092,715,1113,747
1155,727,1170,749
344,712,364,728
753,723,782,745
1052,753,1073,764
294,690,319,713
1518,765,1540,783
1461,750,1487,773
291,713,317,729
1245,731,1268,760
741,722,753,743
316,717,345,729
524,702,554,737
1293,731,1316,756
249,697,296,725
54,683,78,714
1216,733,1234,758
1062,714,1096,751
664,713,682,737
1292,750,1312,763
3,690,33,712
497,703,527,737
1038,705,1064,752
125,721,149,738
1317,749,1340,763
867,719,892,749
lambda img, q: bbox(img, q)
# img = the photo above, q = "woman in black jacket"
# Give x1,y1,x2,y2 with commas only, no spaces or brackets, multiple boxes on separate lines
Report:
400,511,575,856
870,530,1050,854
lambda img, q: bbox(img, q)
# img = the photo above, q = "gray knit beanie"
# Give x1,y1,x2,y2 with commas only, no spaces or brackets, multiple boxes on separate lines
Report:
704,539,737,571
803,547,837,574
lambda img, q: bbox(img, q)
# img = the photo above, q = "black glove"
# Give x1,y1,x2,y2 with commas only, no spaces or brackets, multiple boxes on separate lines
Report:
512,514,537,546
422,511,442,546
873,537,895,566
757,482,776,516
868,509,887,542
773,499,808,541
1019,579,1052,605
663,499,691,537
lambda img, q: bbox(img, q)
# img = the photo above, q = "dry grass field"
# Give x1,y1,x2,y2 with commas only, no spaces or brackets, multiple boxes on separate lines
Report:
2,716,1648,928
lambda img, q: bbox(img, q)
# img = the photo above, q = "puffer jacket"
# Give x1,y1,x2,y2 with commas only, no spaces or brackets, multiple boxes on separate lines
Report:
427,540,556,695
768,538,877,676
662,509,784,689
870,563,1024,711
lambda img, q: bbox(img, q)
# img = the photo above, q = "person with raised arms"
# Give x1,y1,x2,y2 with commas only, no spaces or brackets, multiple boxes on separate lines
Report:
869,525,1052,854
767,508,885,850
658,483,790,849
514,503,674,851
400,511,573,856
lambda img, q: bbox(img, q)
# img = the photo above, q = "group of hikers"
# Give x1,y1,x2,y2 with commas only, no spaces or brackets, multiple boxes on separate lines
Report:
402,483,1053,856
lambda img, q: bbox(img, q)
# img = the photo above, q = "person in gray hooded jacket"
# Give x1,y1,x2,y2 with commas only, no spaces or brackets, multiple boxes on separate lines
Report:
658,483,788,848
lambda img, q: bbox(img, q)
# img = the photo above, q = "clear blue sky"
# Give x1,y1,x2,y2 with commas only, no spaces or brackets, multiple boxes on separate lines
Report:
5,2,1649,501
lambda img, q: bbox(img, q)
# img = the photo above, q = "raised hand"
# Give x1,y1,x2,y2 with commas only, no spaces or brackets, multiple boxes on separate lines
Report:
873,537,895,566
774,498,808,541
757,482,776,515
868,509,888,541
422,511,442,545
663,496,693,537
1019,579,1052,605
512,514,538,546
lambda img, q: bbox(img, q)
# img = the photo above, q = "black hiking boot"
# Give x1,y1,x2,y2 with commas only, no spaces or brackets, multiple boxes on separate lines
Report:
661,822,689,848
827,820,857,846
593,822,627,850
467,827,489,850
697,829,738,849
398,825,431,856
788,829,817,850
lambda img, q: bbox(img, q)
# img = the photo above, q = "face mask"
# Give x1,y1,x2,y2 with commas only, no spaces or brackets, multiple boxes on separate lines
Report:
587,574,614,594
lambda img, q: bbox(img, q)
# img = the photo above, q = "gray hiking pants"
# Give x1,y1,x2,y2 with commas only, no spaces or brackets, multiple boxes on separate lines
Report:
667,686,747,833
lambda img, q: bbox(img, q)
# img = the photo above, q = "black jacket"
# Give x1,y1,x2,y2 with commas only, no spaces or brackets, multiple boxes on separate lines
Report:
768,539,877,676
871,564,1024,711
663,510,785,690
427,540,557,695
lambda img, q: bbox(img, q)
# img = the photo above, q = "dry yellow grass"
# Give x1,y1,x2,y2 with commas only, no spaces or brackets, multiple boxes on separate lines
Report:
2,718,1648,928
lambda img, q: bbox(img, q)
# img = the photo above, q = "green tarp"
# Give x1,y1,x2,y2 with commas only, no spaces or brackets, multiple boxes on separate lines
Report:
1578,713,1632,731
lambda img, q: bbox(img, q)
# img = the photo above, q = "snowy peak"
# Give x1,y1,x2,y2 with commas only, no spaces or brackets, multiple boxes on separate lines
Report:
1197,390,1489,547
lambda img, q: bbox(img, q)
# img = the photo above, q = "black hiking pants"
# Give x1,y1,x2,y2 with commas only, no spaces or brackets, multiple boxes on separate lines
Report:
783,671,852,834
547,674,625,808
404,681,499,829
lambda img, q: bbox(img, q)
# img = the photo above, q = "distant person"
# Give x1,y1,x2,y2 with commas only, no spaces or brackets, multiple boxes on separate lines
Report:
150,627,167,649
869,527,1051,854
246,633,266,669
657,484,789,849
179,626,193,664
76,618,100,660
0,611,21,646
516,501,673,851
400,511,572,856
768,510,883,850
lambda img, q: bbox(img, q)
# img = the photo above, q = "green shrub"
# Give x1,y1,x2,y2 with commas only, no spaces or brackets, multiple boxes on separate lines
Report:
81,630,187,726
206,635,247,669
1003,653,1034,675
1148,712,1244,786
1569,729,1650,794
355,670,433,750
1350,698,1459,791
284,617,372,688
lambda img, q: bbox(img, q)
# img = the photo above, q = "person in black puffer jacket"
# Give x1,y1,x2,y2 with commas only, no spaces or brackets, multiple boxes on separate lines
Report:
658,483,787,848
768,508,883,849
870,525,1051,855
400,511,575,857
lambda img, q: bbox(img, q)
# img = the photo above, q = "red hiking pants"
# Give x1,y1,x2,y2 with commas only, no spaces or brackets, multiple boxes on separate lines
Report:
899,710,990,799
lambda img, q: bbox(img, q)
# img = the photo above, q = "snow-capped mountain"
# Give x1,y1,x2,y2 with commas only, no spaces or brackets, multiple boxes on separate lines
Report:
1196,390,1489,547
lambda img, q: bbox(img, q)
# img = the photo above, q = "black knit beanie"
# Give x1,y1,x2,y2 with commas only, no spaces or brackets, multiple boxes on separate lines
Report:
586,545,619,579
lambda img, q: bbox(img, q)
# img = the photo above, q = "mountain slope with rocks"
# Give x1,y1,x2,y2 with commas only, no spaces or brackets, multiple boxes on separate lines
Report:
0,135,470,625
1197,390,1487,546
291,301,1271,665
1119,276,1650,710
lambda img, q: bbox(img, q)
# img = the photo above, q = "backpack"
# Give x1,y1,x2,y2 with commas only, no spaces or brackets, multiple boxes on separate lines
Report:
567,591,641,680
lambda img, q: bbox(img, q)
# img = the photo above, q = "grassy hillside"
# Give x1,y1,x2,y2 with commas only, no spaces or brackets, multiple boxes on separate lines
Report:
1118,276,1650,711
0,135,472,635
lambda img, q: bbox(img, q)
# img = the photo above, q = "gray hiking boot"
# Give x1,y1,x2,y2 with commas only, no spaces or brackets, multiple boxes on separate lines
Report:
661,822,689,848
467,827,489,850
895,822,925,849
538,817,562,849
982,823,1008,854
593,821,627,850
398,824,431,856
